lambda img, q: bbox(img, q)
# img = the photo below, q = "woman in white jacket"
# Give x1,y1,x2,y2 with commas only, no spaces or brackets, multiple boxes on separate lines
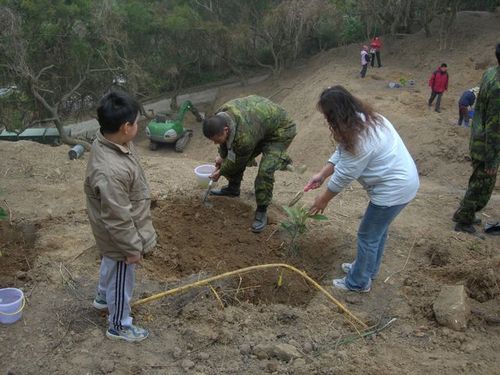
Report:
306,86,419,292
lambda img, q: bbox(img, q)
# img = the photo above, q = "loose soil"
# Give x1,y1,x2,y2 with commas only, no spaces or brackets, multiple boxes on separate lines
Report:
145,196,345,306
0,11,499,375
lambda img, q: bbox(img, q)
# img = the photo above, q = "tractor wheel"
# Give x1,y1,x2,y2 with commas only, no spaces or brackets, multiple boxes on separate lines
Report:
175,131,193,152
149,141,159,151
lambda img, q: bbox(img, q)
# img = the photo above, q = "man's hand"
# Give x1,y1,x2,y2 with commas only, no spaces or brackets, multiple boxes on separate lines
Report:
485,168,496,176
215,156,223,168
126,252,141,265
210,168,221,182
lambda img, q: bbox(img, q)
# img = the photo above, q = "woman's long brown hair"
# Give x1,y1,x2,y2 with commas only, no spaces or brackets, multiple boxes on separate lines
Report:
317,85,382,154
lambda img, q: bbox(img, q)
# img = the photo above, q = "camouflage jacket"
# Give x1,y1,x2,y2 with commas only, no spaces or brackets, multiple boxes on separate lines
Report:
216,95,296,177
470,66,500,169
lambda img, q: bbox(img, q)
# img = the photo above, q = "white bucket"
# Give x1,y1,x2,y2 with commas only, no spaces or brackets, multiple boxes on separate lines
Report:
194,164,216,187
0,288,25,324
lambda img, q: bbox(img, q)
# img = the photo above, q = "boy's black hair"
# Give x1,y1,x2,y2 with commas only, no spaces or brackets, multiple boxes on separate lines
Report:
202,115,227,138
440,63,447,68
496,43,500,64
97,91,140,134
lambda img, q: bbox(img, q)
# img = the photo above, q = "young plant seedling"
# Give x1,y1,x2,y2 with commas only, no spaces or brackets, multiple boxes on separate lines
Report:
280,205,328,257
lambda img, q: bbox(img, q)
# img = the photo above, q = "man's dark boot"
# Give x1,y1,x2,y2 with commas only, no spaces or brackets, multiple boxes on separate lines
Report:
452,216,481,225
251,207,268,233
210,182,240,197
454,222,476,234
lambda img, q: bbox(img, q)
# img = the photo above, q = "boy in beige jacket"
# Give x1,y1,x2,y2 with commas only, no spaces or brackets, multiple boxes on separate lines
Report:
84,91,156,342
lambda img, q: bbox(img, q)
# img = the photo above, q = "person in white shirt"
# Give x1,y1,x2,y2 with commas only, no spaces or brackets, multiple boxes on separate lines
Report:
306,85,419,292
360,45,370,78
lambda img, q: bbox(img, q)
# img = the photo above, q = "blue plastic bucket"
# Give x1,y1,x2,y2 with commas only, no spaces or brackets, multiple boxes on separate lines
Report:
0,288,25,324
468,110,474,119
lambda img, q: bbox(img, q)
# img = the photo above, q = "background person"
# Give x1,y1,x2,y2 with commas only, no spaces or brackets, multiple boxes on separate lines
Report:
453,43,500,234
457,87,479,127
360,45,370,78
428,63,449,113
369,36,382,68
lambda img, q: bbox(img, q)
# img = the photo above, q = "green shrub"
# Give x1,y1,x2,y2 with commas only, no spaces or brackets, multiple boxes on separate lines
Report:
341,15,364,44
280,205,328,257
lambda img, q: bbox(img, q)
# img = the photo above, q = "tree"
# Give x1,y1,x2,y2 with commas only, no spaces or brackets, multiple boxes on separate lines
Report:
0,2,103,148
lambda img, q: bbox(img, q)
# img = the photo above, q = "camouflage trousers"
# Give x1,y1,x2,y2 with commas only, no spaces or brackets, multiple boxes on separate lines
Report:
453,161,498,224
227,126,296,207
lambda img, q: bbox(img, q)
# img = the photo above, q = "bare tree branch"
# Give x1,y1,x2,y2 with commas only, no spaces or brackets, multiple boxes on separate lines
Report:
35,65,55,80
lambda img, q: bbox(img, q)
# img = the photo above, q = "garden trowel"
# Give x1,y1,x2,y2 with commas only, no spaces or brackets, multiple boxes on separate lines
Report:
202,179,214,208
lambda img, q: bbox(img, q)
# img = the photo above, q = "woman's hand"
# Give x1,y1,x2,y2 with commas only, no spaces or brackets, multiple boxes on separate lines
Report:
304,163,334,192
309,194,329,215
304,173,325,192
126,252,141,265
308,189,337,215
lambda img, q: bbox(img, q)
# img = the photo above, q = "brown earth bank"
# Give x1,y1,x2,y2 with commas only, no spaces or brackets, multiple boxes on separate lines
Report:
1,10,499,375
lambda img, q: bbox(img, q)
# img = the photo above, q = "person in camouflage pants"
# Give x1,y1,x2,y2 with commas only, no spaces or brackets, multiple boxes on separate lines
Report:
453,43,500,234
202,95,297,233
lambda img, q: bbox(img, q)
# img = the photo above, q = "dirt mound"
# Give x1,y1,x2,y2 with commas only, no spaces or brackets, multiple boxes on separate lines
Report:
0,221,39,286
143,196,342,306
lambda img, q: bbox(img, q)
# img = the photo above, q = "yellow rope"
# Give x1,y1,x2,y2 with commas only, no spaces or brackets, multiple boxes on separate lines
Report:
208,284,224,309
132,263,368,329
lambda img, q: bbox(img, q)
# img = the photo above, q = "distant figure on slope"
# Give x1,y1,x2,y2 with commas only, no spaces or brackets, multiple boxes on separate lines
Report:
453,43,500,235
427,63,449,113
369,36,382,68
360,45,370,78
457,87,479,127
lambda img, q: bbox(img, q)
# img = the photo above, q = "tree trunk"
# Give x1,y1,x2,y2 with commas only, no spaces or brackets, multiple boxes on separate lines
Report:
30,83,92,150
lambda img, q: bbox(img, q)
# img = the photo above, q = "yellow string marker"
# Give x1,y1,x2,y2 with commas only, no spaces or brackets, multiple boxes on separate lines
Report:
132,263,368,330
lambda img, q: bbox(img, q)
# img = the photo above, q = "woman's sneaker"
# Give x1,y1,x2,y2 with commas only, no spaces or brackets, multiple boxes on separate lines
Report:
332,277,371,293
106,325,149,342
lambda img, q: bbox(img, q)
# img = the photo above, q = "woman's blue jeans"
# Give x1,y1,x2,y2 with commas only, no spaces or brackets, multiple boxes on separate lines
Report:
345,201,408,291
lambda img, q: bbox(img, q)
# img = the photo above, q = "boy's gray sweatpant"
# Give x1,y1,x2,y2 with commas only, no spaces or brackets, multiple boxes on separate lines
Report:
97,256,136,330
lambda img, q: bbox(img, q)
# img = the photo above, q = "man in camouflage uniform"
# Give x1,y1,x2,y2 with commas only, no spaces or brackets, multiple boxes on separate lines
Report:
203,95,297,233
453,43,500,234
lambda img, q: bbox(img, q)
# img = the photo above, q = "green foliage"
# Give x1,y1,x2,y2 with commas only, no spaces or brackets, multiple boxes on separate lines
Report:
0,88,33,132
315,18,340,50
340,14,364,44
280,205,327,256
3,0,493,123
0,208,6,221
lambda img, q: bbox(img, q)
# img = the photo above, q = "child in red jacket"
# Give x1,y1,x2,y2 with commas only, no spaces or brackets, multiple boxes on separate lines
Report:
428,63,449,113
369,36,382,68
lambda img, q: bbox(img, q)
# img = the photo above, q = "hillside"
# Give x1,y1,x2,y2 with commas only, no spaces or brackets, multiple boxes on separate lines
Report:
0,11,499,375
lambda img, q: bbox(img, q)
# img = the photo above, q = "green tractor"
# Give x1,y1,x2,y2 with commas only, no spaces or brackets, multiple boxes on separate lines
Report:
145,100,203,152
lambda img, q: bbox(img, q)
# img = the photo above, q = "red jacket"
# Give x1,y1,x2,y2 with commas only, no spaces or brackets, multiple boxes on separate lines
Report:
428,69,449,93
370,38,382,50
